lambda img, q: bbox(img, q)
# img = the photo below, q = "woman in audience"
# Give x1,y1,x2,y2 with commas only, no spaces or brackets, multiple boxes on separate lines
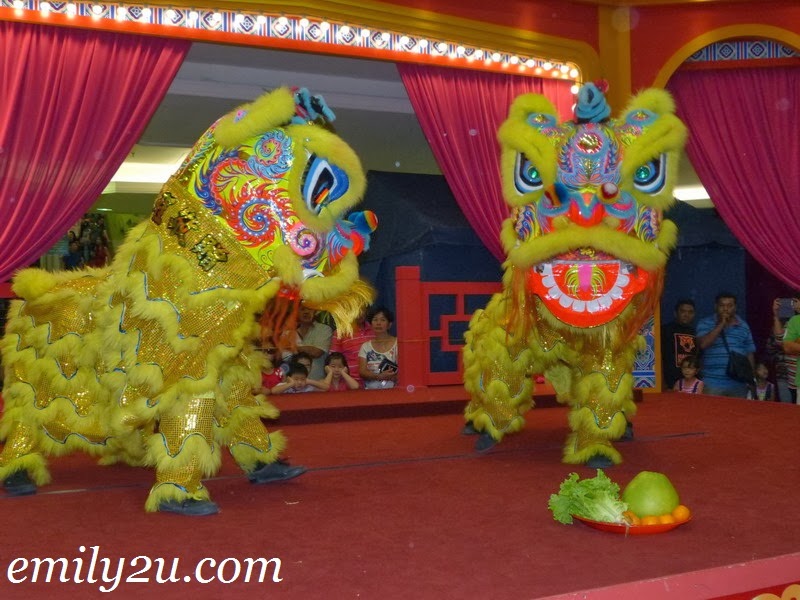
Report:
358,307,398,390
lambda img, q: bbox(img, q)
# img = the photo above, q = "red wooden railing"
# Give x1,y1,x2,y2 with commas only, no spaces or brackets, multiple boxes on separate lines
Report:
396,265,500,389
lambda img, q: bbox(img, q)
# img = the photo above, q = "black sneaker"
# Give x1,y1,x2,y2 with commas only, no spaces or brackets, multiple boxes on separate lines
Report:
3,470,36,496
474,432,497,453
248,460,306,484
158,499,219,516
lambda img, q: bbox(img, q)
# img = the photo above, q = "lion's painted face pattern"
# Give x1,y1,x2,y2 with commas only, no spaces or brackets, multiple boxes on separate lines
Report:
503,91,678,328
182,106,375,281
185,127,356,273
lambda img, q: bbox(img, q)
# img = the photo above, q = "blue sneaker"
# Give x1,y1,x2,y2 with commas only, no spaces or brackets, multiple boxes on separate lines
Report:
474,432,497,453
248,460,306,484
3,470,36,496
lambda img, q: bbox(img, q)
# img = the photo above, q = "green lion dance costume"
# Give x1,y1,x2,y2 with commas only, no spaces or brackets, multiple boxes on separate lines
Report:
463,81,687,466
0,87,377,515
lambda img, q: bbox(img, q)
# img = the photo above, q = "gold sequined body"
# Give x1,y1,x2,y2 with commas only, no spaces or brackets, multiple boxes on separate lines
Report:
0,88,374,510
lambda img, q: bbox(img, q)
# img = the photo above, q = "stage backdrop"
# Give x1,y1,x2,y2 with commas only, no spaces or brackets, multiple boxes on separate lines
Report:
358,170,661,387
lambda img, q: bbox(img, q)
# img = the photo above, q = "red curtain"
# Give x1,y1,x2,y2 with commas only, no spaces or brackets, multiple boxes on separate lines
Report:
0,21,189,283
667,66,800,289
396,63,574,260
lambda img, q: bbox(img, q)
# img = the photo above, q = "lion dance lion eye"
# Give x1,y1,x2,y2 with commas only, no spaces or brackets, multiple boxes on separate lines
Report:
633,154,666,194
514,153,543,195
302,154,350,215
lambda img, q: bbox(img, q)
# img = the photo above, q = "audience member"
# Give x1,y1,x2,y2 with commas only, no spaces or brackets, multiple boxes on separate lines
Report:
259,346,285,395
62,241,85,271
661,299,697,390
779,305,800,405
271,363,328,394
331,310,373,387
696,292,756,398
673,355,704,394
323,352,360,392
766,295,799,403
747,362,775,401
287,305,332,380
289,351,314,374
359,307,398,390
88,240,110,268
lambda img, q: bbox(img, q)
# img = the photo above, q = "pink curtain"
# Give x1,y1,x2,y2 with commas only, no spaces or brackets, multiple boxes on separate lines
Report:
397,63,574,260
667,67,800,288
0,22,190,283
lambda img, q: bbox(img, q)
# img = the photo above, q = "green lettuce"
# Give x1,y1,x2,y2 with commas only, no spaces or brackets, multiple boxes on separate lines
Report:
548,470,628,524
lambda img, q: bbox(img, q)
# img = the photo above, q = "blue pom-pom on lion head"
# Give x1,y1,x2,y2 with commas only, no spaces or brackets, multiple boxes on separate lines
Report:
575,80,611,123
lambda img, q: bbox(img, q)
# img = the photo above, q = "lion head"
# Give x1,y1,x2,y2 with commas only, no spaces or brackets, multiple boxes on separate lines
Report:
497,82,687,331
154,87,377,334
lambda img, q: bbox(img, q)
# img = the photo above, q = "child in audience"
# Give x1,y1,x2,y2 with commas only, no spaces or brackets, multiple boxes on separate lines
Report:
673,355,704,394
271,363,329,394
259,347,285,395
747,362,775,401
323,352,360,392
331,310,373,387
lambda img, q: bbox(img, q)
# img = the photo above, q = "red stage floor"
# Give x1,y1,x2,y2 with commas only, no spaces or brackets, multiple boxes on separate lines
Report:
1,391,799,599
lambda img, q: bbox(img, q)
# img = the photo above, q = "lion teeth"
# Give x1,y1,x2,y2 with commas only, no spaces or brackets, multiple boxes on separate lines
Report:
538,261,629,312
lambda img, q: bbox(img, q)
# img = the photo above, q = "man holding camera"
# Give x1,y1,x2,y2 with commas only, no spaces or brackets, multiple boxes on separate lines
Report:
696,292,756,398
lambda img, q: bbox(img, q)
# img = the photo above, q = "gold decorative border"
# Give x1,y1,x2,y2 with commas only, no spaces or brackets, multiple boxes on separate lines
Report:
1,0,598,83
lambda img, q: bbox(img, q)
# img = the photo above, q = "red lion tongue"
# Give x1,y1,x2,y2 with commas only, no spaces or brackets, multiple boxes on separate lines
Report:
577,263,595,292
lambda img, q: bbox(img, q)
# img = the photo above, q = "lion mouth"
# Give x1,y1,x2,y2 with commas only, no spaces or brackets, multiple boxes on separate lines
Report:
529,255,649,326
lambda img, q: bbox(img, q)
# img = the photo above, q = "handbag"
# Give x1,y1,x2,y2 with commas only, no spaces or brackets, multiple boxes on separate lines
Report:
721,330,754,383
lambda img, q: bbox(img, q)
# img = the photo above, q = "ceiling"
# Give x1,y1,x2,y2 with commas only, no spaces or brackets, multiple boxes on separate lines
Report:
96,41,709,215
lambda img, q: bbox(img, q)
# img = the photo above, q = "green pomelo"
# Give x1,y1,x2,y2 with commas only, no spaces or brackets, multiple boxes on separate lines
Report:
622,471,680,517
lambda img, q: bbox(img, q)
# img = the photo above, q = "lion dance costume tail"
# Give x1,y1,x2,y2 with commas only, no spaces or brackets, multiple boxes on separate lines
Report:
462,82,687,466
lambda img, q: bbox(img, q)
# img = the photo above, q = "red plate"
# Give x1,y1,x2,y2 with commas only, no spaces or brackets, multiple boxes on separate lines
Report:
572,515,691,535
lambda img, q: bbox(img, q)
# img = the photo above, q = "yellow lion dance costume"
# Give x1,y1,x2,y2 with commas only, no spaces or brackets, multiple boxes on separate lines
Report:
463,82,687,466
0,87,376,514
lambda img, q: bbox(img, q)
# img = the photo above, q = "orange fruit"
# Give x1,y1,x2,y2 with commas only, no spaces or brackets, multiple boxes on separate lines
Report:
622,510,641,526
658,514,676,525
672,504,691,522
641,515,660,526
